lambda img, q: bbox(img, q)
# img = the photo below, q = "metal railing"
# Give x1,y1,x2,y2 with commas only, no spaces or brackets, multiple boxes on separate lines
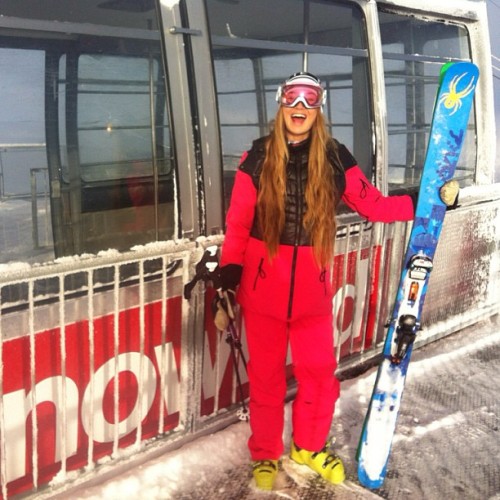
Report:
0,145,52,262
0,228,393,498
0,201,498,497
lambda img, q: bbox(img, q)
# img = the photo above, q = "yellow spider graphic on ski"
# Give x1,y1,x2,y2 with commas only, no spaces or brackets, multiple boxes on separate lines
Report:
439,72,476,115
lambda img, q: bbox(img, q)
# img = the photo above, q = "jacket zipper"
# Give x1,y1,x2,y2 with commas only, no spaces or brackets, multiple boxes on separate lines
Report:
287,159,303,319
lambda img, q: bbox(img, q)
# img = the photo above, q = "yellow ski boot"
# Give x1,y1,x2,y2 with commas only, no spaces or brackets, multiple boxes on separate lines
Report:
252,459,278,490
290,440,345,484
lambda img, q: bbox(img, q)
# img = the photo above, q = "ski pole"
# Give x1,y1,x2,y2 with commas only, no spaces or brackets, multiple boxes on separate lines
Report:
225,320,249,421
184,246,249,421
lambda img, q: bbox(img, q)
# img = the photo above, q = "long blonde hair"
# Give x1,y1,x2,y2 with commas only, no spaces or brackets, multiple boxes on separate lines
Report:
257,107,339,267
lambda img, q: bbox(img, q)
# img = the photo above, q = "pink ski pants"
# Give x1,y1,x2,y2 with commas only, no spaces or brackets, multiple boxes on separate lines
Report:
243,308,340,460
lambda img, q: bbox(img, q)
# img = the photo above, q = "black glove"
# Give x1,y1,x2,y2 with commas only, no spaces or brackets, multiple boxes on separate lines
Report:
220,264,243,291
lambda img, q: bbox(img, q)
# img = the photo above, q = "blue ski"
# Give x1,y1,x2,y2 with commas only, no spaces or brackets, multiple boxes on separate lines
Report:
356,61,479,489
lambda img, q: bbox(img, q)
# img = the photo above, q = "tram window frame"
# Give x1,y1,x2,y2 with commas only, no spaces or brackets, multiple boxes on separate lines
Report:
56,39,177,254
205,0,372,214
378,8,476,191
0,8,179,262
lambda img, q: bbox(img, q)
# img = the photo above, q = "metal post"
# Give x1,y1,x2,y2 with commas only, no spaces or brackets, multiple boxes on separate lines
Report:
31,168,40,249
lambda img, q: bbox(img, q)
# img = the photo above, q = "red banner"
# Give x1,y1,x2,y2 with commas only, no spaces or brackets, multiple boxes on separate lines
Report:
2,296,182,497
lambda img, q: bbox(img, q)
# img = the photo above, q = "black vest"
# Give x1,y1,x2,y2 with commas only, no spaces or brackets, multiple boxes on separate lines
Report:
239,136,356,246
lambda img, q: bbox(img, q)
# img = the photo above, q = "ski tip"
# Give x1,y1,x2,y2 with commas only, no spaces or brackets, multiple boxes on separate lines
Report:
439,60,480,85
439,61,455,83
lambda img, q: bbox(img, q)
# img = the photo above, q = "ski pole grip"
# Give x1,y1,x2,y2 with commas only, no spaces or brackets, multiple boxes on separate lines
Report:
183,280,197,300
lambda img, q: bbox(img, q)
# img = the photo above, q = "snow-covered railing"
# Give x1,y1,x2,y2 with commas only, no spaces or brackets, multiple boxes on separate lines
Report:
1,202,499,498
0,224,393,498
0,240,199,498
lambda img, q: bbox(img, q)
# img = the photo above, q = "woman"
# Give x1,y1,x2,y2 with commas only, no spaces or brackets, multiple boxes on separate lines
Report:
217,72,457,490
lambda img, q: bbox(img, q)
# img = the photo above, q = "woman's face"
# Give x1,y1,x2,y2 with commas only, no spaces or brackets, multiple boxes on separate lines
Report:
282,102,319,143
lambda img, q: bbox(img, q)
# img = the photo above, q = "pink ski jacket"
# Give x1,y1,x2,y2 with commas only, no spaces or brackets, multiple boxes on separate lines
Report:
220,136,415,321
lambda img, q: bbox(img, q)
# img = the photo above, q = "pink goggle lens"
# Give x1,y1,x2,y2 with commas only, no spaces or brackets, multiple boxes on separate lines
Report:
280,84,324,108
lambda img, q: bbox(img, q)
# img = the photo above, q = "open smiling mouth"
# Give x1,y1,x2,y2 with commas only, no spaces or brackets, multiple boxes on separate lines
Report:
291,112,307,123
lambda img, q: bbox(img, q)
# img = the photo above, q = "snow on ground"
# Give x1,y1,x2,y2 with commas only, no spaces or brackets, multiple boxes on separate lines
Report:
55,315,500,499
77,424,252,500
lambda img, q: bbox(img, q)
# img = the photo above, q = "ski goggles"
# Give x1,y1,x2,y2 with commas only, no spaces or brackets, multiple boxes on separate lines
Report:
276,83,326,109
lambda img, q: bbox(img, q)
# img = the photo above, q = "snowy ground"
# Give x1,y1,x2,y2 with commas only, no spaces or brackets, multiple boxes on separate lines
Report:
53,315,500,500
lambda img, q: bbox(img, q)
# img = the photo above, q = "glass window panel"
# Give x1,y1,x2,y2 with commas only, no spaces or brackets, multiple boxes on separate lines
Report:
488,2,500,182
0,48,51,263
67,50,174,251
0,1,175,262
206,0,303,43
206,0,370,213
0,1,160,30
309,1,365,49
75,55,171,182
379,10,475,190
